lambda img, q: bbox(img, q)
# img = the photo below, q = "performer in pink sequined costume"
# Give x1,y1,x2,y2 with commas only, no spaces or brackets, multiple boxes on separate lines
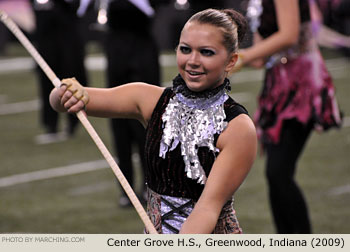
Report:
237,0,342,233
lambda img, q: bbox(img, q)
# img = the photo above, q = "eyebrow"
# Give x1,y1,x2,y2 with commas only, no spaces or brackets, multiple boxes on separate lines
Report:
179,42,217,51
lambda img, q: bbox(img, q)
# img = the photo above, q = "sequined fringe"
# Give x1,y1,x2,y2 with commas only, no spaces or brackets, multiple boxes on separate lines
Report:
159,90,229,184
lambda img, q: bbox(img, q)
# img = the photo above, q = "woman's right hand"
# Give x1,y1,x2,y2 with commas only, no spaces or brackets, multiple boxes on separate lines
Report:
58,77,89,113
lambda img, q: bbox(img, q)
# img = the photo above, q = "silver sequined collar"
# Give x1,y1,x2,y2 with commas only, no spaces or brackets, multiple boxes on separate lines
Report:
159,75,230,184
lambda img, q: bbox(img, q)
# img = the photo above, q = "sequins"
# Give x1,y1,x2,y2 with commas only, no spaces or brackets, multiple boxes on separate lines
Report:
159,89,229,184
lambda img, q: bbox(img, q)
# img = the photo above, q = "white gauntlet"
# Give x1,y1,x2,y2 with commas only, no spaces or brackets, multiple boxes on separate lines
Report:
61,77,89,106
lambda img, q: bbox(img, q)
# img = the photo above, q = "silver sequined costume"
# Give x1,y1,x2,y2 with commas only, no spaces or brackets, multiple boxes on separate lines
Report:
144,75,248,233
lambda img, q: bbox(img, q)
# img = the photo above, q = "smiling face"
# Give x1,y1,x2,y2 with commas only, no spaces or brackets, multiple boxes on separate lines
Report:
176,21,237,92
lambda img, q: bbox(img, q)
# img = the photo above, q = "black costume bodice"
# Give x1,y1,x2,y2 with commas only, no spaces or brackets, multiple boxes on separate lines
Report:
258,0,311,38
144,88,248,200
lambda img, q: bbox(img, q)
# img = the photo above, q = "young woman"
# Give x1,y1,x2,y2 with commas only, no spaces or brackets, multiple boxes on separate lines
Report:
235,0,342,233
50,8,257,234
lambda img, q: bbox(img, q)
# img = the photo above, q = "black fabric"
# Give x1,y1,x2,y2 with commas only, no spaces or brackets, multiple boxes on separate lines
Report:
258,0,311,38
107,0,152,35
31,0,88,133
161,197,194,234
265,119,313,233
172,74,231,99
104,1,160,197
110,118,146,193
144,87,248,200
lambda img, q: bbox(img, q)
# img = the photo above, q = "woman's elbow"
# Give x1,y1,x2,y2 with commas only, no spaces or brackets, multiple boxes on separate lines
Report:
281,28,300,47
287,35,299,46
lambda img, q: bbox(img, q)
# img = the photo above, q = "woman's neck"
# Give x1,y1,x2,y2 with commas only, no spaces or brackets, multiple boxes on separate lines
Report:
172,74,231,100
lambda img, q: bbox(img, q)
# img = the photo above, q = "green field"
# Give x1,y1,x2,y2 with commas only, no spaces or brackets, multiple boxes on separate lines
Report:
0,43,349,234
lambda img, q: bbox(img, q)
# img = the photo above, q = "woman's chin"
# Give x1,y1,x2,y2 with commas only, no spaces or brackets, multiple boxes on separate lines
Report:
187,85,205,92
185,81,206,92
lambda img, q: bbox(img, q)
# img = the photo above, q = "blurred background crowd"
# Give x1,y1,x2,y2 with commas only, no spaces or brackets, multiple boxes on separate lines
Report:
0,0,349,54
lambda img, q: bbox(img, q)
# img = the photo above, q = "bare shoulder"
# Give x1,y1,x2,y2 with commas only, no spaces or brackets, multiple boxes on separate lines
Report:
129,82,165,124
217,113,257,151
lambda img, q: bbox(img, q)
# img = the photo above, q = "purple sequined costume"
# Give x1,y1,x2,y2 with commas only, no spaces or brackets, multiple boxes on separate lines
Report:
249,0,342,144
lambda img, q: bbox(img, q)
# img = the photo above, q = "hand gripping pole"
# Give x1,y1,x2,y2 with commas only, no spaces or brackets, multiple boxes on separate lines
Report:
0,10,157,234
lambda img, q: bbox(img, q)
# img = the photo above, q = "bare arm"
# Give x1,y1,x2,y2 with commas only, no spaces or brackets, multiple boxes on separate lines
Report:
50,79,164,127
245,33,265,68
241,0,300,64
82,83,163,126
316,25,350,49
179,114,257,233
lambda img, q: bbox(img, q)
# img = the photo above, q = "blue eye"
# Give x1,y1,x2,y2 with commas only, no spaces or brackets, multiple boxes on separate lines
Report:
179,46,191,54
200,49,215,56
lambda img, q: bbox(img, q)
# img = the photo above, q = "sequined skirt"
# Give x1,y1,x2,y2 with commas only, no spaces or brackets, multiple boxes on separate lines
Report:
254,23,342,144
254,49,342,144
145,188,242,234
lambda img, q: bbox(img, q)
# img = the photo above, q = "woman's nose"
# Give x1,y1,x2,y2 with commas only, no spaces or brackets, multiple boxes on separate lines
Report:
187,51,200,66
